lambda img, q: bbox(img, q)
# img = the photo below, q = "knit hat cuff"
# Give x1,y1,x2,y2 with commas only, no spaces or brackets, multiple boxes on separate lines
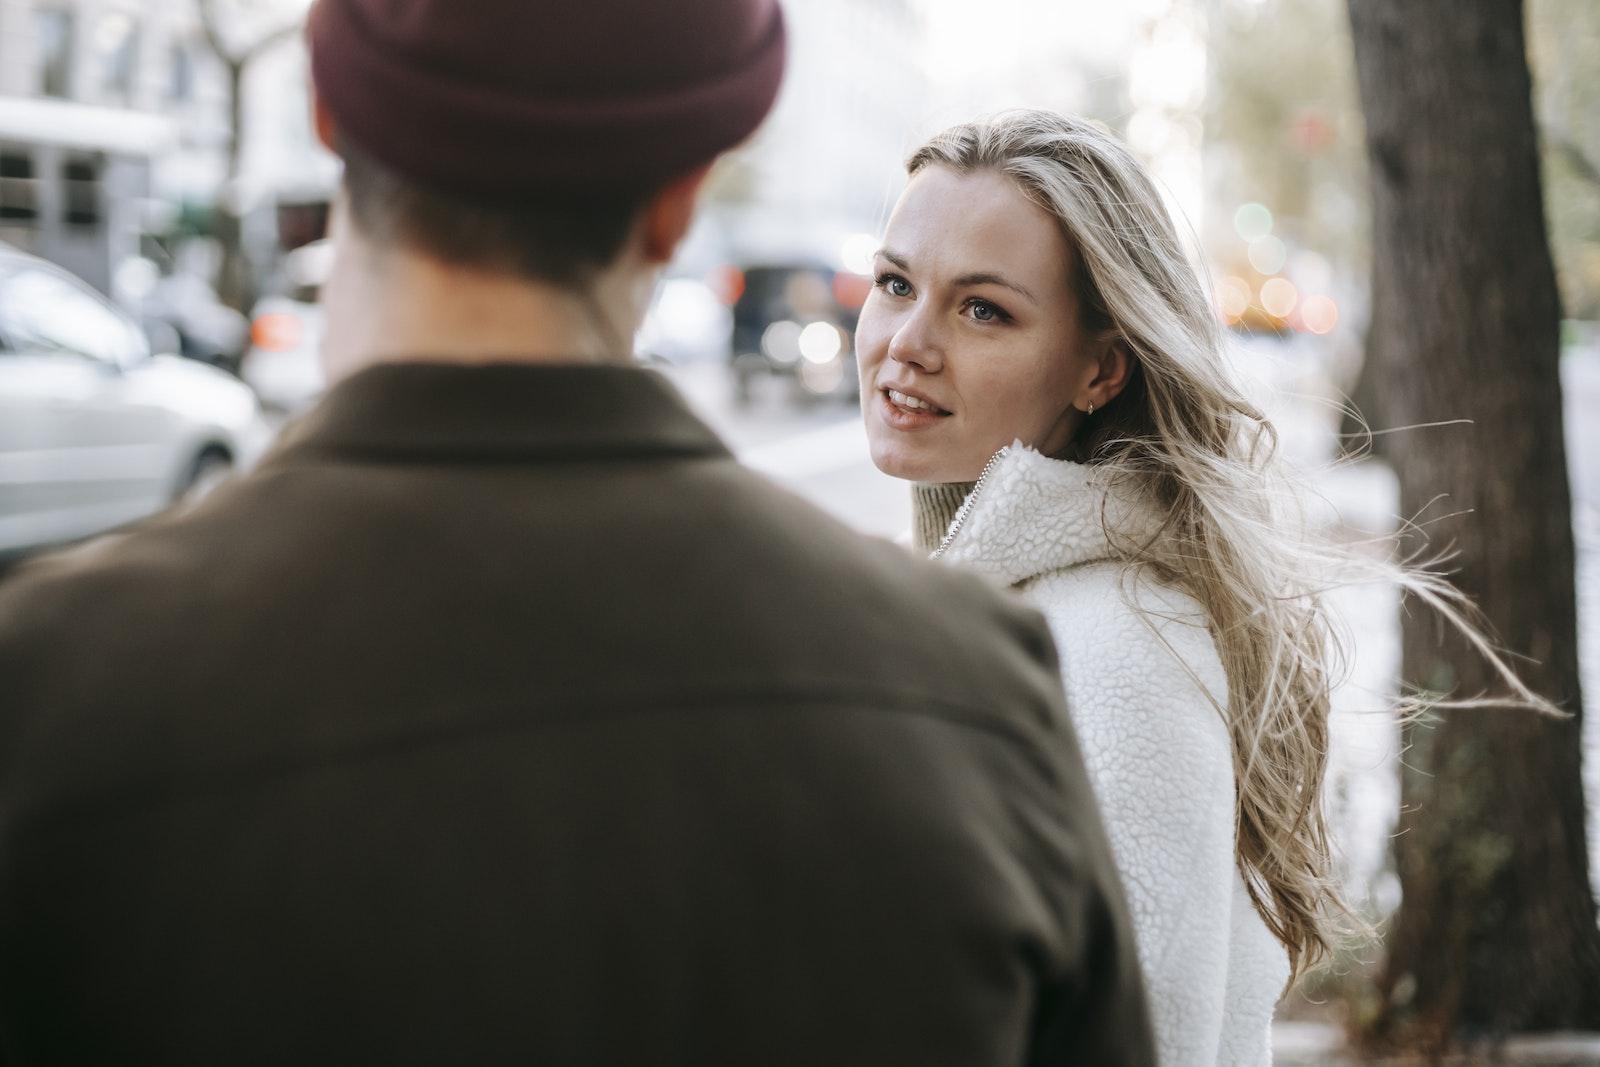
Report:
308,0,787,202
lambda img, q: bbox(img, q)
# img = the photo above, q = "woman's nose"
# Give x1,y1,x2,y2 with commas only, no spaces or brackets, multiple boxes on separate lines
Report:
887,310,943,374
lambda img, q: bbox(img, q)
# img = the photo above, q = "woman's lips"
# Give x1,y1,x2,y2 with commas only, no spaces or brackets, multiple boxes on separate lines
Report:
878,388,953,430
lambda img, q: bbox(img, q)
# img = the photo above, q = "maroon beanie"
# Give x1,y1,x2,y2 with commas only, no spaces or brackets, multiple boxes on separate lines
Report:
307,0,786,202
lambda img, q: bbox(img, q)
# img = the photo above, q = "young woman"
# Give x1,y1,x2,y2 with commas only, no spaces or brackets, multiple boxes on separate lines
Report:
855,110,1544,1065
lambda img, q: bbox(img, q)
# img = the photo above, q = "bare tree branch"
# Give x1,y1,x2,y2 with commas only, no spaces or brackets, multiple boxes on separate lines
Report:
192,0,304,313
196,0,302,70
240,22,302,66
196,0,234,70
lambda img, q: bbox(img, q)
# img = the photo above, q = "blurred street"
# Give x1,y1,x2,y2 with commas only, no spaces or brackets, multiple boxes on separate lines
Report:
663,359,909,539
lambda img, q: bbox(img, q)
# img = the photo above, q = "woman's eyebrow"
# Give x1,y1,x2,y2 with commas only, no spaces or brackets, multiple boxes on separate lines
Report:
953,271,1037,304
876,250,1038,305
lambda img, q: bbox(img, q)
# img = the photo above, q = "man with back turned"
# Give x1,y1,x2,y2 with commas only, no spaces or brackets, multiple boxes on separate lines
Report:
0,1,1153,1062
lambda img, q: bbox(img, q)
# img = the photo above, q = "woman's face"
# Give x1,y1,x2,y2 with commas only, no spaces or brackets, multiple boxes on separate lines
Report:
856,165,1109,483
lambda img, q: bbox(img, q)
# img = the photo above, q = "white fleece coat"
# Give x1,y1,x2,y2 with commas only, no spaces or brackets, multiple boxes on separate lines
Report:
934,445,1288,1067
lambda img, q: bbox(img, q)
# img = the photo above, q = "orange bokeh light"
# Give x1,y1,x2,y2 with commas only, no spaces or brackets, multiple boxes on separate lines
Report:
251,312,303,352
709,265,745,306
1300,294,1339,334
1259,277,1299,319
1217,276,1252,320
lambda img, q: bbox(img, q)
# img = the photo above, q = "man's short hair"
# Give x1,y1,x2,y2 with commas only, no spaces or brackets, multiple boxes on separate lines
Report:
338,137,648,289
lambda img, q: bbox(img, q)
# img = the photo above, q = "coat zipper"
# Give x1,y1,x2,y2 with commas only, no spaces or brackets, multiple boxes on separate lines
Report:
931,446,1008,560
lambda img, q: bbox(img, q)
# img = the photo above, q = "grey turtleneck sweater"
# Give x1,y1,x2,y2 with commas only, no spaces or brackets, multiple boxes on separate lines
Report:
910,481,976,555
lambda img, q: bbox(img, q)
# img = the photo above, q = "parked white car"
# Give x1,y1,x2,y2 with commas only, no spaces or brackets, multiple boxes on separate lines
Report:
0,245,270,558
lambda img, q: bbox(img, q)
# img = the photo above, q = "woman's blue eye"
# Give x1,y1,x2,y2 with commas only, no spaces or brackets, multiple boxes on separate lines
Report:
877,274,912,298
969,300,1006,323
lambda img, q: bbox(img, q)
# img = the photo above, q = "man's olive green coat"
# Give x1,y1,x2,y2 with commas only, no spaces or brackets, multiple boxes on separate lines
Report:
0,363,1152,1065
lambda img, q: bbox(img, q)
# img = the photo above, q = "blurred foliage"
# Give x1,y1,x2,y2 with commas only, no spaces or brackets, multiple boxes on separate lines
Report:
1531,0,1600,321
1205,0,1368,287
1205,0,1600,325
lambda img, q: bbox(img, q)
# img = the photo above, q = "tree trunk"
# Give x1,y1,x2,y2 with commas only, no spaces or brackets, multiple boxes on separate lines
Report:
1346,0,1600,1049
214,60,254,314
195,1,300,315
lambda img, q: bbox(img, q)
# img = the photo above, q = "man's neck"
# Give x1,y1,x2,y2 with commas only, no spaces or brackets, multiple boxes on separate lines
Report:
319,236,649,386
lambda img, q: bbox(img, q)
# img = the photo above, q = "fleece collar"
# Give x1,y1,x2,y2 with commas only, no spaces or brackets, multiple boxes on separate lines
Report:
934,444,1168,588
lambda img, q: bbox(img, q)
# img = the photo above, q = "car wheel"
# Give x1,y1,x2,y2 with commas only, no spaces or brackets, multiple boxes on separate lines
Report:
179,450,234,505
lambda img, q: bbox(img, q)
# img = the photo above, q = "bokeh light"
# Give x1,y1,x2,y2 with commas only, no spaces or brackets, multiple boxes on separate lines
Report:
1233,202,1274,242
1217,276,1253,321
709,265,745,306
833,272,873,309
1248,234,1288,275
1259,277,1299,318
761,320,803,364
1300,294,1340,335
1288,250,1333,294
798,353,846,395
840,234,879,277
798,321,843,364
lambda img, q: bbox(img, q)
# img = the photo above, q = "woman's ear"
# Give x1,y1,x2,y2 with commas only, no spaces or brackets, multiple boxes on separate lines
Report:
1087,334,1132,405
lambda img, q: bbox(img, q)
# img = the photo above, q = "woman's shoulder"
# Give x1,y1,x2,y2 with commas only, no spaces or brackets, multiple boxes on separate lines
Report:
1023,561,1232,771
1026,560,1224,676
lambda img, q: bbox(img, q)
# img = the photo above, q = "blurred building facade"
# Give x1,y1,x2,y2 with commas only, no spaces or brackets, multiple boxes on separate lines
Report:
699,0,1146,275
918,0,1134,130
0,0,232,292
0,0,326,298
704,0,931,270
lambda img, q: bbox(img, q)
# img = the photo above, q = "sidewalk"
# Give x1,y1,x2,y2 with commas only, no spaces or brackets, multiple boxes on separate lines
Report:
1274,1022,1600,1065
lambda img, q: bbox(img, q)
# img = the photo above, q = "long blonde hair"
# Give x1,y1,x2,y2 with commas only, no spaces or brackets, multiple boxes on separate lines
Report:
908,109,1555,982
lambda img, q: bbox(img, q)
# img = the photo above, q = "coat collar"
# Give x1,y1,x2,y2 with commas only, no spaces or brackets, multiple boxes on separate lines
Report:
269,360,731,465
934,444,1167,587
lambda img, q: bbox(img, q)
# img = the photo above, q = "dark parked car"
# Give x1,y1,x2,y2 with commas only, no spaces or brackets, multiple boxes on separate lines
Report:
729,262,870,406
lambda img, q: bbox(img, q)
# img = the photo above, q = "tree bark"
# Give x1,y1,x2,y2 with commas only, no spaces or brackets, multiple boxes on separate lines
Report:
214,59,253,313
197,2,299,313
1346,0,1600,1048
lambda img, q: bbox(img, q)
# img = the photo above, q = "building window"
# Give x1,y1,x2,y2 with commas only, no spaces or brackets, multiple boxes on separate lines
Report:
62,157,101,227
34,9,75,99
169,41,194,103
0,153,39,224
97,12,140,106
